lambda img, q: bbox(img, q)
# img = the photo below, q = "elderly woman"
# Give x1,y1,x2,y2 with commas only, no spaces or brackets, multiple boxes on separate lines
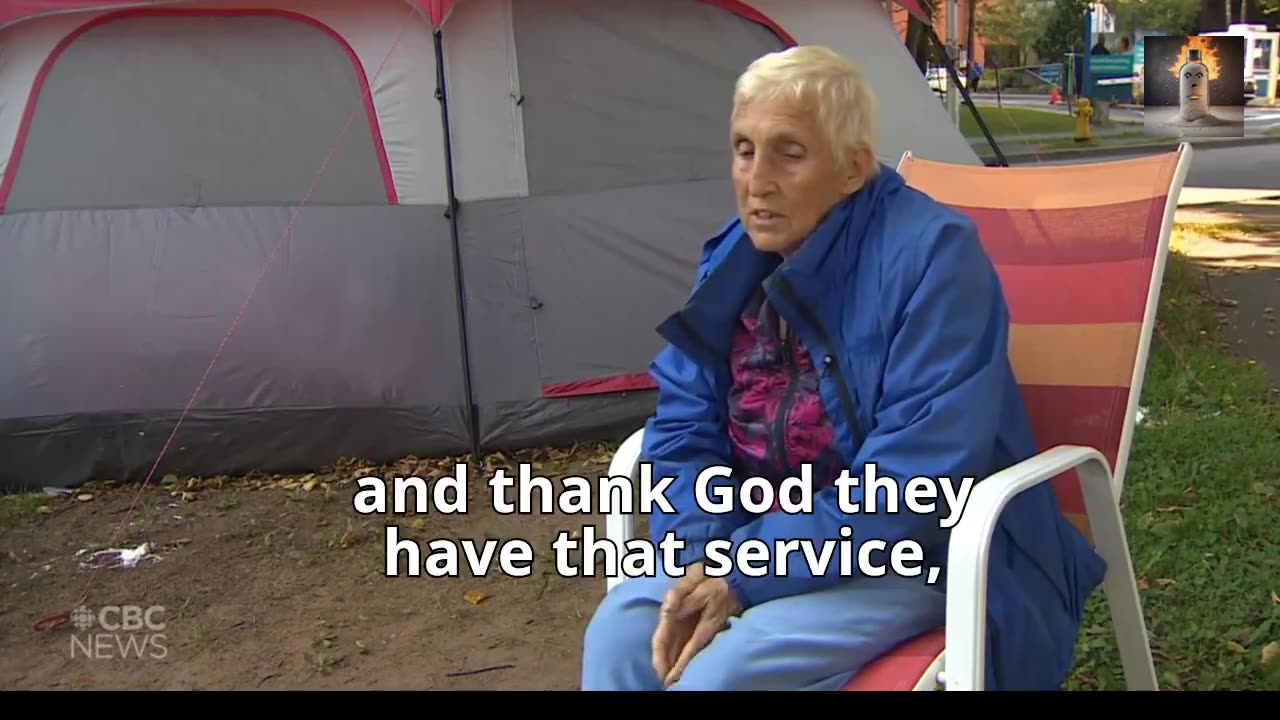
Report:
580,46,1105,691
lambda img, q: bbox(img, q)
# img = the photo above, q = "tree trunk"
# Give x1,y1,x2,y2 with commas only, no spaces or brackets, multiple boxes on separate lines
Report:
906,17,927,72
907,0,936,72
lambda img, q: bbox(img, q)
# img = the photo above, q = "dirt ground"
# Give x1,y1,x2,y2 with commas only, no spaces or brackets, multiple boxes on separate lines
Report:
0,445,635,689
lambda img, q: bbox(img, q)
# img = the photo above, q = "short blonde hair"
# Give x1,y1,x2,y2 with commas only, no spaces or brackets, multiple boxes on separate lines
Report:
732,45,878,172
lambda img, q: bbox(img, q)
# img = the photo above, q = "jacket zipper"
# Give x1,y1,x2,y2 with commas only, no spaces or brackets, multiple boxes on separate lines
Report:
773,275,865,449
770,329,800,475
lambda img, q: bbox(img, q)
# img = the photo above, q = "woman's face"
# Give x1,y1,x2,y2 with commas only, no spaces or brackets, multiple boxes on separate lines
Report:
730,96,866,256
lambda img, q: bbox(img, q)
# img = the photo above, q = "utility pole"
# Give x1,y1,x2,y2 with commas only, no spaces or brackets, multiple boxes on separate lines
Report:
946,0,959,125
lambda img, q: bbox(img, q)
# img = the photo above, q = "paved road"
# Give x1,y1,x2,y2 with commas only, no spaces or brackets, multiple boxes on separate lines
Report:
971,92,1280,134
1018,140,1280,190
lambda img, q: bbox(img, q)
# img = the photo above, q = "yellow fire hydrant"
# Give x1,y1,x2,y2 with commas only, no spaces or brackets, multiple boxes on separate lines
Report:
1074,98,1093,142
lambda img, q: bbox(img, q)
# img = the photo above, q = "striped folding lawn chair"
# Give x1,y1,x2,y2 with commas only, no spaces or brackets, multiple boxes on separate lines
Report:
602,142,1193,690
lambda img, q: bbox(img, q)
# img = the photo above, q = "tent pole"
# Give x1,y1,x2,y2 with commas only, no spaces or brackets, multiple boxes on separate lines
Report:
433,27,482,465
926,25,1008,167
946,0,959,125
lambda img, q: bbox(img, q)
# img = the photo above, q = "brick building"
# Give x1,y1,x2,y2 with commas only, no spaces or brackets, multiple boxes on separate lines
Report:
888,1,987,67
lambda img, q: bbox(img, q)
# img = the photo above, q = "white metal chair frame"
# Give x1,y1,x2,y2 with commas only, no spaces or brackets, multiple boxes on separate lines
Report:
601,143,1193,691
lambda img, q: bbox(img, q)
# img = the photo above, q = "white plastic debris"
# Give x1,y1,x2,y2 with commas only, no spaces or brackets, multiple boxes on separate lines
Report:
78,543,154,569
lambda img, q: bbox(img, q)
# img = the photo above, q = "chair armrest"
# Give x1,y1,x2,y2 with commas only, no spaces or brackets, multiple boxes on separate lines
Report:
604,427,646,592
942,444,1113,690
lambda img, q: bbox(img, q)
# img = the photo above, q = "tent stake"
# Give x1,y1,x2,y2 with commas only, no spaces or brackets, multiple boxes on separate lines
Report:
433,27,482,465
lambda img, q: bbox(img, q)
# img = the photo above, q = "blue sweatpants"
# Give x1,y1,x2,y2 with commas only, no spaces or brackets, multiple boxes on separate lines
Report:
581,567,947,690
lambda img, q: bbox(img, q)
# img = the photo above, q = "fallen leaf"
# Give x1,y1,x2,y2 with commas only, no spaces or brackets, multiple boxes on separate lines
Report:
1271,589,1279,605
302,477,318,492
1156,505,1189,512
411,517,426,531
355,640,368,654
463,591,488,605
76,493,93,502
1226,640,1247,654
1156,578,1176,587
1263,641,1279,667
1137,577,1150,590
181,491,197,502
36,505,52,514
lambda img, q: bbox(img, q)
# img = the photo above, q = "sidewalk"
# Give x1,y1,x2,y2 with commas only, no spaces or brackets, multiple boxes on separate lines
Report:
1172,195,1280,390
974,130,1280,163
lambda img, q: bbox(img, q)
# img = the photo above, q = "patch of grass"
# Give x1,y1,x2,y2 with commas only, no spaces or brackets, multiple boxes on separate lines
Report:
0,492,46,531
1064,250,1280,690
961,105,1076,137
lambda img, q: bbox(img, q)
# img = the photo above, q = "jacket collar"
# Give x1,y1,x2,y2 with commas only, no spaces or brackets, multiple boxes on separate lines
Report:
655,163,902,363
781,162,902,281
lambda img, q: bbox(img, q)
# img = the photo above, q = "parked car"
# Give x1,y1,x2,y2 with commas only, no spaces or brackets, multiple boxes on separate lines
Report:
926,65,967,94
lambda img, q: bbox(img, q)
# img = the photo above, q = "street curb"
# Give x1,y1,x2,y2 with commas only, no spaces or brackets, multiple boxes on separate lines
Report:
991,134,1280,163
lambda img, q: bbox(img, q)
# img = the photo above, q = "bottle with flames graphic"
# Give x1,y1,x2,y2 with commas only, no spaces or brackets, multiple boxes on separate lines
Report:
1178,48,1210,121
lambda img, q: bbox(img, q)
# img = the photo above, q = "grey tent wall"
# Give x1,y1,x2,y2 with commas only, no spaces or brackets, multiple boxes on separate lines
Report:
0,205,473,491
0,12,473,491
458,0,790,450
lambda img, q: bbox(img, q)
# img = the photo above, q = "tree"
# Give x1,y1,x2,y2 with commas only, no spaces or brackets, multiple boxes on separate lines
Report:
1035,0,1089,63
977,0,1051,66
1108,0,1199,35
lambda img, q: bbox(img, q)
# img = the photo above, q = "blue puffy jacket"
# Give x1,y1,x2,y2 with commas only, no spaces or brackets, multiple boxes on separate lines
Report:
643,163,1107,690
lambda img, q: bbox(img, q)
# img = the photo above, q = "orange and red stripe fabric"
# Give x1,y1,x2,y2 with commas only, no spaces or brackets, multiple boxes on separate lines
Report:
898,152,1181,545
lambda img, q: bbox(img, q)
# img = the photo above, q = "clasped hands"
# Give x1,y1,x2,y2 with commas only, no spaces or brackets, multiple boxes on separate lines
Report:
650,561,744,688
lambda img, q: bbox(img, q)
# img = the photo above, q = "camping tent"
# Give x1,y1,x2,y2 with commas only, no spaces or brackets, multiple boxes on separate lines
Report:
0,0,979,492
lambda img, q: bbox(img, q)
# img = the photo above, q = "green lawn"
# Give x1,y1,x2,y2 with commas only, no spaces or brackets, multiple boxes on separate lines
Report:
961,105,1076,138
1064,250,1280,690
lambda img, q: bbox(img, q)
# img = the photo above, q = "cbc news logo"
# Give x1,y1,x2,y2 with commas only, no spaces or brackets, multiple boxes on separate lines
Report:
69,604,168,660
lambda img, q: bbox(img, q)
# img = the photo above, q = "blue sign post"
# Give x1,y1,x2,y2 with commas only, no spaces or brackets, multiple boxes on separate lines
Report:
1091,55,1136,101
1083,8,1136,103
